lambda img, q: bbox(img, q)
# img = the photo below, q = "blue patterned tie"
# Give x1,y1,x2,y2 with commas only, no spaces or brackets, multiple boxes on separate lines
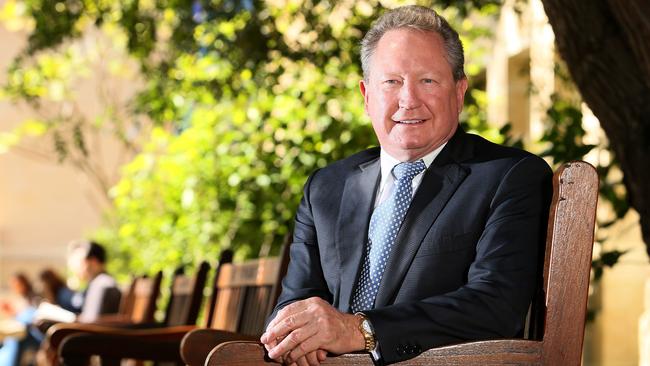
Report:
351,159,427,312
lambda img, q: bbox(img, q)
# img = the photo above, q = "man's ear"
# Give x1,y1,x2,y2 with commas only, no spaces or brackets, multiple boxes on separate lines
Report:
359,79,370,115
455,77,469,115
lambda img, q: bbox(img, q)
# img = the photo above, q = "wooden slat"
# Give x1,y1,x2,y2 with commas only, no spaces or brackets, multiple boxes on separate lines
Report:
205,250,234,327
540,161,598,365
165,262,210,327
131,277,153,323
206,340,544,365
212,256,282,334
181,243,292,365
217,258,281,289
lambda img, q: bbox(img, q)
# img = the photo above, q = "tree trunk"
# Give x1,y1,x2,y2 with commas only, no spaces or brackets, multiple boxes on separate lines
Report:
541,0,650,257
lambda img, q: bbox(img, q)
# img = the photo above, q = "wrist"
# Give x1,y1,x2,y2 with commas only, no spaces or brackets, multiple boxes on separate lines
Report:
354,312,376,353
346,313,366,352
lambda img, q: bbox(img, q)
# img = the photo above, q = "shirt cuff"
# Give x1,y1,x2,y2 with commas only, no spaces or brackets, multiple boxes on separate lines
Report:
370,340,381,361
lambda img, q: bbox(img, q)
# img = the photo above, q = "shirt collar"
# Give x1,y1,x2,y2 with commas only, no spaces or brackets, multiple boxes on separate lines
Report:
379,143,447,180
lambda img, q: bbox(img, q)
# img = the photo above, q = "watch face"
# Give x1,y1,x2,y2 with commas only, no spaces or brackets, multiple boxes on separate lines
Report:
362,319,373,333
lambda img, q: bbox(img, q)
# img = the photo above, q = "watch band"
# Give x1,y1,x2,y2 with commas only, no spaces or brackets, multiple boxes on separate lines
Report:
355,312,376,352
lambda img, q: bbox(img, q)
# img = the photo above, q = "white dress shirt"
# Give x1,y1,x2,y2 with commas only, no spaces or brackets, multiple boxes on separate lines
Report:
374,143,447,208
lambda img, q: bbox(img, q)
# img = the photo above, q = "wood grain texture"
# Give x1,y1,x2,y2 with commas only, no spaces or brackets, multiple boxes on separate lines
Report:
180,329,259,366
180,242,291,365
166,261,210,326
131,270,162,323
205,162,598,366
540,162,598,365
206,340,544,366
59,331,188,364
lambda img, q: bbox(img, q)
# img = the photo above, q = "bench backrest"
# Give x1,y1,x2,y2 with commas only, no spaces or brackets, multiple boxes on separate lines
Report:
207,244,290,336
164,261,210,326
127,271,162,323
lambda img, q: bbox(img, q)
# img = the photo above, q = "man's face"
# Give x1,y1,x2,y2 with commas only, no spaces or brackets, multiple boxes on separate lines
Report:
68,247,90,281
360,28,468,161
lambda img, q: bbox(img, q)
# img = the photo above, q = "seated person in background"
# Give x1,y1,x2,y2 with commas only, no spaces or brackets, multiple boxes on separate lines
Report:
39,269,80,314
67,241,121,323
261,5,552,366
0,273,40,366
35,241,121,325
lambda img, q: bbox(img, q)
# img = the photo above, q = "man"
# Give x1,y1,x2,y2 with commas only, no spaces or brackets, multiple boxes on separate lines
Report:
67,241,121,322
261,5,551,366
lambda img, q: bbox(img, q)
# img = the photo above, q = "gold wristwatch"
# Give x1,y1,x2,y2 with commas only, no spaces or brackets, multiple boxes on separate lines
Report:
355,312,376,352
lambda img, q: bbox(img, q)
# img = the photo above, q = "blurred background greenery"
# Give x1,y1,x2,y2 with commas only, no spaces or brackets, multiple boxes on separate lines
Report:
0,0,634,285
0,0,510,276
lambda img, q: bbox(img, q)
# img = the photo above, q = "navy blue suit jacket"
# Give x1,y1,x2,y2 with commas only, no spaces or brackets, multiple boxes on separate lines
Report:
270,128,552,364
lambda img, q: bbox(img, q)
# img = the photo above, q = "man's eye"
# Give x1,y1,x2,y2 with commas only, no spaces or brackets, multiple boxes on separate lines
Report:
384,79,399,85
423,78,436,84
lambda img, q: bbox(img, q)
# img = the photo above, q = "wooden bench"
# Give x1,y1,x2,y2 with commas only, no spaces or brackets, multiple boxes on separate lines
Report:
205,161,599,365
40,271,162,365
55,243,290,365
51,261,210,365
179,242,290,365
100,271,162,324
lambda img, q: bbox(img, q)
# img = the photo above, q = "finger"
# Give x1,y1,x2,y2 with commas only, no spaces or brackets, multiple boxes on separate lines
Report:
263,301,310,343
268,326,317,360
289,353,318,366
264,311,310,346
262,333,282,351
263,338,283,363
294,356,309,366
317,350,327,362
268,300,309,329
305,351,321,366
284,334,322,364
263,339,274,352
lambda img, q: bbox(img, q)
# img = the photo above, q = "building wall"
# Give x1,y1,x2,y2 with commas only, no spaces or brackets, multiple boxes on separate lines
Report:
0,24,100,288
0,6,138,290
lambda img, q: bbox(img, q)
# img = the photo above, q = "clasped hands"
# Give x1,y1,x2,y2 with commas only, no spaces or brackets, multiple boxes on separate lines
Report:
260,297,364,365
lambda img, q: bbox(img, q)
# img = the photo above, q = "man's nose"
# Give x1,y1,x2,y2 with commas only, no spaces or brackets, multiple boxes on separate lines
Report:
398,82,421,110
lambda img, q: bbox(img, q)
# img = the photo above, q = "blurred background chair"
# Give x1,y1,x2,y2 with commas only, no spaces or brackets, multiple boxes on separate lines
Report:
45,261,208,366
57,242,289,366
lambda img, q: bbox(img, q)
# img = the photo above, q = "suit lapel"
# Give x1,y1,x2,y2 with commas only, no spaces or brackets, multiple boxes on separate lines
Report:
336,156,380,313
374,129,472,307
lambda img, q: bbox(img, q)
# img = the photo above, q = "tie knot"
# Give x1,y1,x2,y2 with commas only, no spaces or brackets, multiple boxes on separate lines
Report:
392,160,426,181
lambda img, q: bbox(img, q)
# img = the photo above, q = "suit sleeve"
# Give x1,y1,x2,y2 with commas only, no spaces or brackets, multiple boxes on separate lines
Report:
266,169,333,327
365,155,552,364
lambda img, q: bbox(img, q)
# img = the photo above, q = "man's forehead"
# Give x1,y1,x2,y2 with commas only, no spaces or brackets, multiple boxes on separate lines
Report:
376,27,444,50
369,28,452,78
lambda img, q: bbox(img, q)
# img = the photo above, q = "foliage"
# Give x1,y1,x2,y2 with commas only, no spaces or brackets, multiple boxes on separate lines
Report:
3,0,504,278
540,95,596,162
539,89,630,283
0,1,151,203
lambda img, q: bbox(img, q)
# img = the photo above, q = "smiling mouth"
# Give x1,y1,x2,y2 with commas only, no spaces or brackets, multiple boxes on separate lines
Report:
394,119,425,124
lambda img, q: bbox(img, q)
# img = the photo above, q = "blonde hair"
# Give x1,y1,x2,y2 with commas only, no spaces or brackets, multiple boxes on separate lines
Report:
360,5,466,81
